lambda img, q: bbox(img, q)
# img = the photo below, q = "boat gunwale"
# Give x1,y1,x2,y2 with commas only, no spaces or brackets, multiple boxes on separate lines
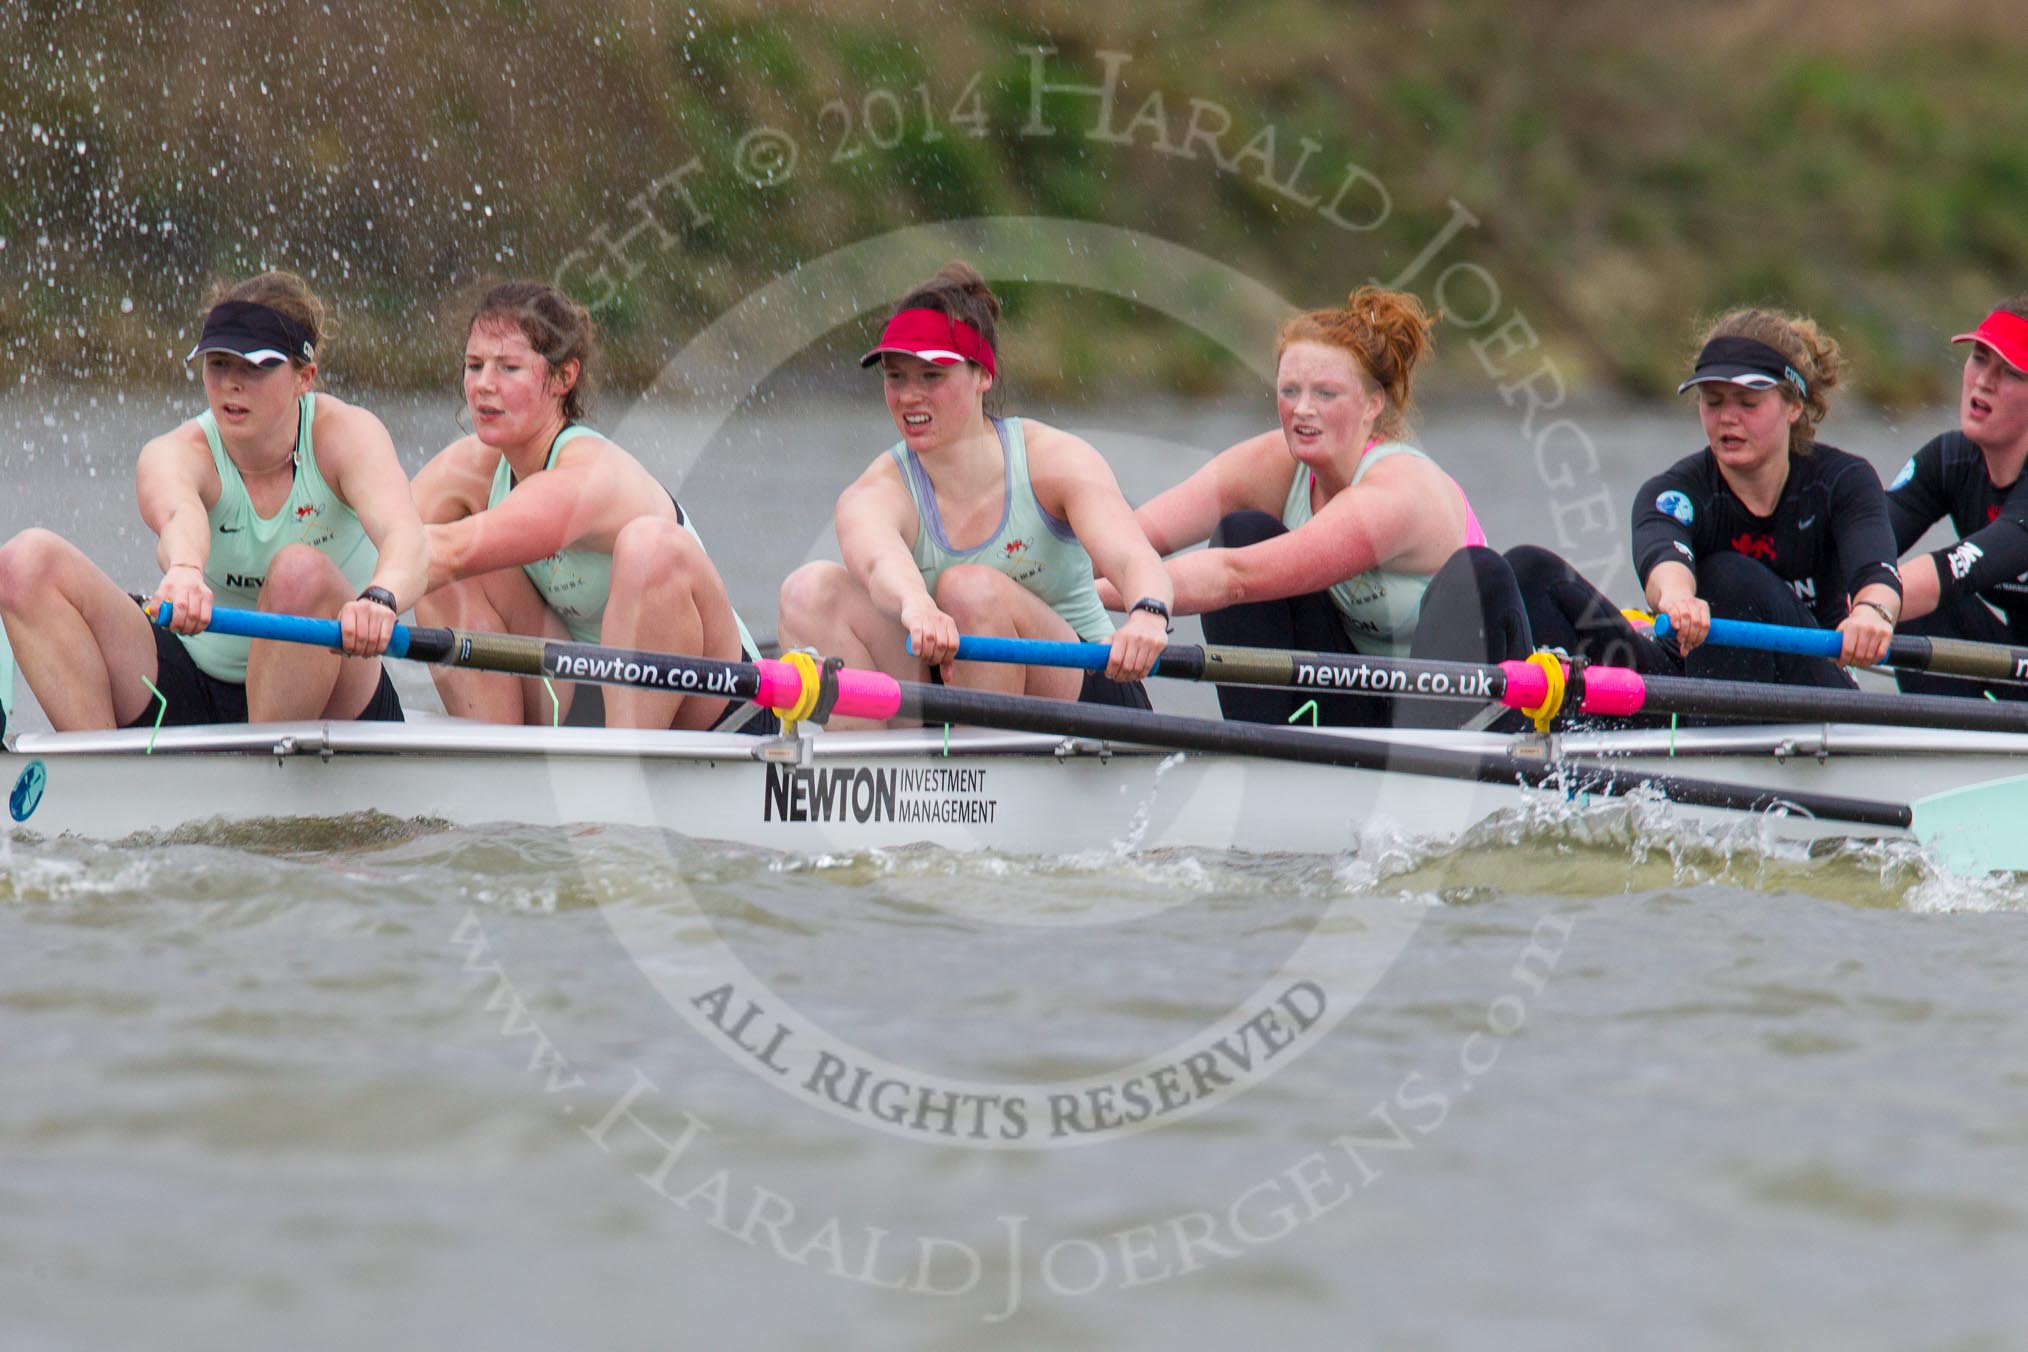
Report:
12,716,2028,765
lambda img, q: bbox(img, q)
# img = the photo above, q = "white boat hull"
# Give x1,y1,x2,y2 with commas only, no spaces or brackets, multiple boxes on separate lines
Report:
1,717,2017,858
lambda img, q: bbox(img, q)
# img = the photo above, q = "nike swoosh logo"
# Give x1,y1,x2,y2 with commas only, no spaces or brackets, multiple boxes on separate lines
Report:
1797,516,1817,528
219,523,242,533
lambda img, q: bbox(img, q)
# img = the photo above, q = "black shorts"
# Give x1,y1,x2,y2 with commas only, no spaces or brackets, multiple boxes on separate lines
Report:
120,623,403,729
1075,669,1153,709
560,681,780,736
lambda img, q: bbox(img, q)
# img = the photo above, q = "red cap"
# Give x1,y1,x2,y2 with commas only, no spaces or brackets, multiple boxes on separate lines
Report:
1952,310,2028,374
859,308,995,377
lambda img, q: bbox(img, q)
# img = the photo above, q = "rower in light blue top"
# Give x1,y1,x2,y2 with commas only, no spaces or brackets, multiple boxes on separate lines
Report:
0,271,427,732
889,415,1114,644
412,279,763,733
776,260,1175,726
485,423,757,658
184,391,375,681
1277,441,1486,657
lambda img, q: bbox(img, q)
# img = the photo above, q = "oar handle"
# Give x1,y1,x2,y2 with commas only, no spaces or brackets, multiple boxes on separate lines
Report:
1652,613,1843,658
945,633,1651,719
1653,611,2028,686
155,602,904,720
940,634,1148,673
151,600,416,659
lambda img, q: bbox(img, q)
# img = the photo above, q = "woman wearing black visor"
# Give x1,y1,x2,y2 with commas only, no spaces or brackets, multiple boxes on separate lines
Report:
1506,308,1900,690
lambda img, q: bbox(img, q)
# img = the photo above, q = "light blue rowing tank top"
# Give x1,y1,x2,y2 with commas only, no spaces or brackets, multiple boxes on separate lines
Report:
185,393,375,682
1281,441,1458,658
890,417,1114,644
486,425,758,656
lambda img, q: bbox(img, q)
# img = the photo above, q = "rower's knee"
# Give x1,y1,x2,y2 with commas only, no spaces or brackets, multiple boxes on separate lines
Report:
778,561,851,642
414,586,455,626
1695,551,1795,623
610,517,708,598
1502,544,1562,594
1434,544,1512,594
259,544,346,612
0,528,80,615
415,576,483,627
934,564,1013,629
1209,510,1285,551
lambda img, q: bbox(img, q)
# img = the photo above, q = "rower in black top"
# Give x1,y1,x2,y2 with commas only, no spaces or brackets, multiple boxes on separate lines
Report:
1884,300,2028,700
1509,308,1901,690
1632,441,1900,634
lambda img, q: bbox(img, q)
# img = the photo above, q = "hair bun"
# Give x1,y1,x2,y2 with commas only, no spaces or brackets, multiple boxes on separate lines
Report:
927,261,1001,323
1278,286,1434,439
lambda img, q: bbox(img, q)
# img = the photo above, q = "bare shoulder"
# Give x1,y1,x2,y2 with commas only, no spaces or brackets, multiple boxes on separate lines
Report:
415,432,498,481
1214,428,1301,484
135,417,219,510
1014,419,1115,491
1226,428,1294,466
1013,416,1099,463
846,447,908,495
304,392,401,488
552,427,644,475
308,390,393,445
1358,443,1452,491
412,433,500,518
837,450,916,532
139,417,210,467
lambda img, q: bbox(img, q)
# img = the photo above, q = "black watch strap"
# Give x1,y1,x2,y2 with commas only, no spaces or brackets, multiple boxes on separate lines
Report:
357,585,399,613
1128,597,1173,632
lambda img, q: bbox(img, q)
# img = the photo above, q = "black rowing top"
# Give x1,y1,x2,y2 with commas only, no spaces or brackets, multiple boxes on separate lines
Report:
1886,430,2028,631
1632,444,1902,628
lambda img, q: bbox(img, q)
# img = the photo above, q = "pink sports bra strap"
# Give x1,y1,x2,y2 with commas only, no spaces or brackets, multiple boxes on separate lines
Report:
1455,478,1488,548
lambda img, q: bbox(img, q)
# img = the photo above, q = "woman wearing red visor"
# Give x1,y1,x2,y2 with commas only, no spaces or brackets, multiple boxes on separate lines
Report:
778,262,1172,721
1882,300,2028,700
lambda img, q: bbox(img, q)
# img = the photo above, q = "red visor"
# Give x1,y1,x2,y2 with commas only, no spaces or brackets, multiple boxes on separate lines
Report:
1952,310,2028,374
859,309,995,377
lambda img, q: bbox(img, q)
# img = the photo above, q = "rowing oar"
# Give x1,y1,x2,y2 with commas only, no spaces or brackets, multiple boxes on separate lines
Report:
148,603,900,722
1653,613,2028,685
153,604,1911,828
939,633,2028,735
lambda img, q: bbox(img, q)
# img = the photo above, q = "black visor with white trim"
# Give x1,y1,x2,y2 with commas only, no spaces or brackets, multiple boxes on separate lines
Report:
1676,336,1806,397
185,301,316,368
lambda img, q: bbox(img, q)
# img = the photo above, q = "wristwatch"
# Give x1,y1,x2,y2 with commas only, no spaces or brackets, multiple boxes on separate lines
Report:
357,585,399,613
1128,597,1173,632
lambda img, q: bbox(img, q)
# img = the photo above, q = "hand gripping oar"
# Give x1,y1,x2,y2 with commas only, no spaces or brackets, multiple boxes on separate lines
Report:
148,603,899,723
939,633,1641,727
936,636,2028,733
947,633,2028,736
156,604,1913,828
1653,613,2028,686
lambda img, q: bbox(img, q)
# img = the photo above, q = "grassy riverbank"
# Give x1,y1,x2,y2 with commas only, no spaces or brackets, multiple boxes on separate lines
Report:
4,0,2022,406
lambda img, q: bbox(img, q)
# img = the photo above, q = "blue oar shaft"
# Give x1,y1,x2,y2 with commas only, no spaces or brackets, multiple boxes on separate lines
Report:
1654,614,1840,659
951,631,2028,733
950,633,1119,673
154,604,417,659
1654,614,2028,684
942,633,1526,704
145,603,902,718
